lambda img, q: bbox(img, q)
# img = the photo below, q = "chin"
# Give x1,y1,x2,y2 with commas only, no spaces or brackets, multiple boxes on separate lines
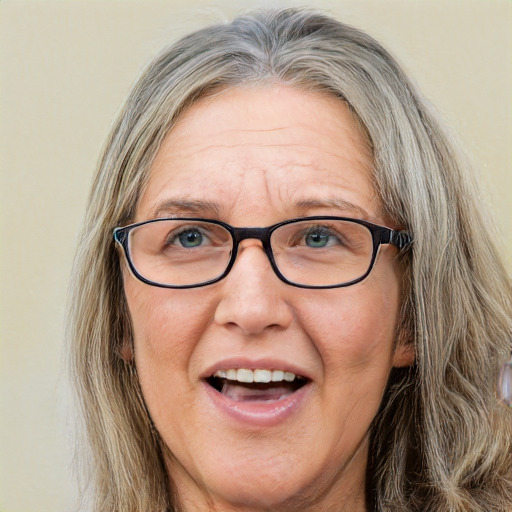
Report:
165,439,365,512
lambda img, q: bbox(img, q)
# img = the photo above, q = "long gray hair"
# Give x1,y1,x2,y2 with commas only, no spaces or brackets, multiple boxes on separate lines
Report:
68,8,512,511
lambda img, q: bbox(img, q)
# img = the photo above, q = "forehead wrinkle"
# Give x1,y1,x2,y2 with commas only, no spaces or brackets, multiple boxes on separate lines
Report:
190,142,352,156
170,121,372,168
232,162,274,216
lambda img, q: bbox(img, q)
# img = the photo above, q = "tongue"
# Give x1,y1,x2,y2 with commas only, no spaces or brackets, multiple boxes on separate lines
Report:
221,382,295,402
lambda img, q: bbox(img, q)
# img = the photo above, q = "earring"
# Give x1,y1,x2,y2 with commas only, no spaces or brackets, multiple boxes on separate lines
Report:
498,351,512,407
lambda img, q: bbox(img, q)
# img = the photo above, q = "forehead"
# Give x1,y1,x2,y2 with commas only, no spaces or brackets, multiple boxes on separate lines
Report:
137,85,380,224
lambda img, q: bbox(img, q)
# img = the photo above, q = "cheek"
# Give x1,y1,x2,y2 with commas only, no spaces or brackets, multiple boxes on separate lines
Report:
301,276,400,378
123,278,218,428
309,279,400,438
124,276,214,370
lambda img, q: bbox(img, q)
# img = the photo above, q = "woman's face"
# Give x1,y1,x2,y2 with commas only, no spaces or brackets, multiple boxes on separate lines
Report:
123,85,413,511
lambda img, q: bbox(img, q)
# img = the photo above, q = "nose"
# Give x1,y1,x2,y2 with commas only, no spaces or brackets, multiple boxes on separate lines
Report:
214,241,294,335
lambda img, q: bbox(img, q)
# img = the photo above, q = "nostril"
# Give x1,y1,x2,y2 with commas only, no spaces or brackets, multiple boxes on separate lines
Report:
213,289,293,334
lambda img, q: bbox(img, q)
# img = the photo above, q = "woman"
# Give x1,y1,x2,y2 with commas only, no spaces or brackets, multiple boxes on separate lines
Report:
68,8,512,511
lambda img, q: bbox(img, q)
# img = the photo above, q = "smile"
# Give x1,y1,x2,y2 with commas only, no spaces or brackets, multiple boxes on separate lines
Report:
206,368,308,403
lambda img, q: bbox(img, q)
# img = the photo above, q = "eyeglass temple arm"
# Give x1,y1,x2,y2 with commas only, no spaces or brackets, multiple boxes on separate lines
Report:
386,230,413,251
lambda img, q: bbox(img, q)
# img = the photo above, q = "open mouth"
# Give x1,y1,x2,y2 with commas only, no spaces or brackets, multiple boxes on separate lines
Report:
205,369,309,402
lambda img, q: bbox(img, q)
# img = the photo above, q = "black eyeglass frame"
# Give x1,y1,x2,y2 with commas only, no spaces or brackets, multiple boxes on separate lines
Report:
113,216,412,289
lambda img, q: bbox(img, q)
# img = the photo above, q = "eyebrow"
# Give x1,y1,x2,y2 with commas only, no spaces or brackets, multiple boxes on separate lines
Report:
294,198,371,219
147,197,371,221
149,199,221,218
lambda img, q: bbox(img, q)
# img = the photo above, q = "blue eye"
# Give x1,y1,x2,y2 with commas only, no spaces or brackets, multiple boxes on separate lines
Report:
305,229,332,248
178,229,203,248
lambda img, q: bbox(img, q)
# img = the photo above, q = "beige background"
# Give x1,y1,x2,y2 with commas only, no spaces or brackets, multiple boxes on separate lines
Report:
0,1,510,511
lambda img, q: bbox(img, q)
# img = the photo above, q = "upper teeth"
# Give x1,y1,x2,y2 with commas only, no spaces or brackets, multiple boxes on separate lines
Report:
213,368,298,384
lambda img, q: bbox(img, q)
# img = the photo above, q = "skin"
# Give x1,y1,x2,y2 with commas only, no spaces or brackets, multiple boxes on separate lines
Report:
122,85,414,511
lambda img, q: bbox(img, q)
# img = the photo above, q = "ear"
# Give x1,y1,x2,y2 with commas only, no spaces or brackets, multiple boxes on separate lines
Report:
119,340,134,362
392,342,415,368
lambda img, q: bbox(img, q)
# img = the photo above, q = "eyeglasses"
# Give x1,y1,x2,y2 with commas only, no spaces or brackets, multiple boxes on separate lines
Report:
113,216,412,289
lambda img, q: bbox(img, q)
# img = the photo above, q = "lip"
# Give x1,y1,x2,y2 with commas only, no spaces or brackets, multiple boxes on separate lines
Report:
202,379,311,427
200,357,313,427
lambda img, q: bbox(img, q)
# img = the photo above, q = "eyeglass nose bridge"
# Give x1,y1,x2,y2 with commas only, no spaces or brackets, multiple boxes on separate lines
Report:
230,224,274,255
232,226,272,244
227,225,280,278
